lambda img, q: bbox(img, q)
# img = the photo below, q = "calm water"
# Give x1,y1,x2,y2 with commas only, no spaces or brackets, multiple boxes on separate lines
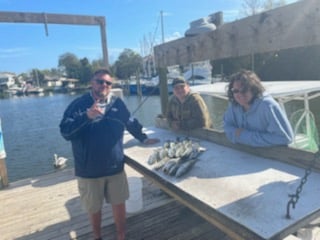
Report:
1,90,320,182
0,92,162,182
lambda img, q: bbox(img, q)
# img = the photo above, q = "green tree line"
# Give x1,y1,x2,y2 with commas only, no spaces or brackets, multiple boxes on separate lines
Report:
22,48,143,86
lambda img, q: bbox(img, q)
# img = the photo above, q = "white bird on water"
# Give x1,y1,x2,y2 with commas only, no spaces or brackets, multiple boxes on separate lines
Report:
53,154,68,169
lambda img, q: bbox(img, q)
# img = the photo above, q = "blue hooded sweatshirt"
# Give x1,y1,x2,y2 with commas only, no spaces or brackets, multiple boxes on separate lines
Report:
223,93,294,147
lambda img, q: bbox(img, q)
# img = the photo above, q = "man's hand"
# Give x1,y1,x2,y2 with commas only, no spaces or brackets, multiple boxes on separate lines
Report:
143,138,160,145
86,100,104,120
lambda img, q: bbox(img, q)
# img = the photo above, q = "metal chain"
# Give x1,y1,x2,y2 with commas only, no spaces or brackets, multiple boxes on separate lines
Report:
286,148,320,219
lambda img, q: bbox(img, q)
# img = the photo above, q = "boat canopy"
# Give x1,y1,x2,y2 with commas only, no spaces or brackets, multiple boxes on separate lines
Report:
190,81,320,99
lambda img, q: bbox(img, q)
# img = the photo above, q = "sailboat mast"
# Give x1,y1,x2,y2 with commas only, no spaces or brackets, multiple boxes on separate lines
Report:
160,10,164,44
35,70,39,87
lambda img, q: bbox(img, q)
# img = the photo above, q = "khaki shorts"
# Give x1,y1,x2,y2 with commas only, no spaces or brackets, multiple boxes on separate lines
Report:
77,171,129,213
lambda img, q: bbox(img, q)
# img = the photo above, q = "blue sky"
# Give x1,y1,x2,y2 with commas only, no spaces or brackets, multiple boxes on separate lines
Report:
0,0,297,74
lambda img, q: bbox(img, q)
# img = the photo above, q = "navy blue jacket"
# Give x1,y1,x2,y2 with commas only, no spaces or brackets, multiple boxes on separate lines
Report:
60,92,147,178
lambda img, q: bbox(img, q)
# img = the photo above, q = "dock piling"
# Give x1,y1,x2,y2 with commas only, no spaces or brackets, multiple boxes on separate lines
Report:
0,158,8,189
0,118,8,189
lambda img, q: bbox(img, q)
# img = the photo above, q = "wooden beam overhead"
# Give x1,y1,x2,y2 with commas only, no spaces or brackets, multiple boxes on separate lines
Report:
0,11,109,68
0,11,104,26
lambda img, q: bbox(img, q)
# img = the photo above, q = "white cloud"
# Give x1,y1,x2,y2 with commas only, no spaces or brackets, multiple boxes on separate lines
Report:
0,47,30,58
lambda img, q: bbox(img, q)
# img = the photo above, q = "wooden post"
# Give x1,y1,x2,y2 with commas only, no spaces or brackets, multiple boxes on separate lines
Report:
136,71,142,98
158,67,169,116
0,119,8,189
0,158,8,189
98,17,109,68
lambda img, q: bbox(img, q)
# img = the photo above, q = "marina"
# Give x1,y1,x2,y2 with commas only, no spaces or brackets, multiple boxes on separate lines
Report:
1,0,320,239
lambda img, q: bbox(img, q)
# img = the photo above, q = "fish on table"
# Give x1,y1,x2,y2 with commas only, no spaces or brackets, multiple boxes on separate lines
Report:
146,137,206,178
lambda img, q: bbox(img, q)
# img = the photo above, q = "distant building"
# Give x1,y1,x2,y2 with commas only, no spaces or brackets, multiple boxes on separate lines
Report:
43,76,63,87
60,77,79,89
0,72,16,89
43,76,79,89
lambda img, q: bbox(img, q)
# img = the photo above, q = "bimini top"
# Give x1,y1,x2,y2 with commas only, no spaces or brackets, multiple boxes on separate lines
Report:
190,81,320,102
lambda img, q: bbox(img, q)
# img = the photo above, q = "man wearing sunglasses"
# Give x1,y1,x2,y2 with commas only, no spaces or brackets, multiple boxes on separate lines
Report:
60,68,159,240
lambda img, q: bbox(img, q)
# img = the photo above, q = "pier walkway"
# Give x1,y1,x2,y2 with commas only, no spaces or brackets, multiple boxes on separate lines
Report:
0,166,233,240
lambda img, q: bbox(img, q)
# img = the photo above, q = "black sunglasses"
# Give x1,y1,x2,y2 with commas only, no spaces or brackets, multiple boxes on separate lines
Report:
231,87,247,94
95,79,112,86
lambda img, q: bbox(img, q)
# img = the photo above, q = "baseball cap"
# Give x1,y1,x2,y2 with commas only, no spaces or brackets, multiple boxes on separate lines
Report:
172,77,187,87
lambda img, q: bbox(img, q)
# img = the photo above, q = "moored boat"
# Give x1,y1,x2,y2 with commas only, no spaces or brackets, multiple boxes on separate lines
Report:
25,86,44,94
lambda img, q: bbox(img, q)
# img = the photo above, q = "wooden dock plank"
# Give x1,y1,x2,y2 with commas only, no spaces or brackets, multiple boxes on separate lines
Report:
77,201,232,240
0,166,175,240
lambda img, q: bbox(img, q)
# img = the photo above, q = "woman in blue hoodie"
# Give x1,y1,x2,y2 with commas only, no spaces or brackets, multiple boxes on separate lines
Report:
223,69,294,147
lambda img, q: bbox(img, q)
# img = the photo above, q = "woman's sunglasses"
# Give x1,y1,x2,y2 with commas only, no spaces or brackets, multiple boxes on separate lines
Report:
231,87,247,94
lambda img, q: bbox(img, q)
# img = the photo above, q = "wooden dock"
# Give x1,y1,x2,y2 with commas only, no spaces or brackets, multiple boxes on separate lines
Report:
0,165,235,240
